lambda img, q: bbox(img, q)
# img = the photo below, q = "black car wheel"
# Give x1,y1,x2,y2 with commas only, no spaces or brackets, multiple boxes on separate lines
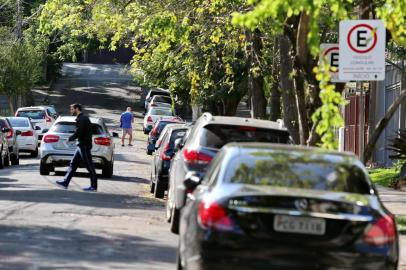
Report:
176,250,183,270
0,153,4,169
11,153,19,165
154,175,165,199
30,147,38,158
150,172,155,193
170,207,180,234
39,159,51,175
102,161,114,178
146,149,153,155
4,153,10,167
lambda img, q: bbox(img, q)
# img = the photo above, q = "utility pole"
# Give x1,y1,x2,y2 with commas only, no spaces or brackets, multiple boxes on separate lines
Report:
16,0,23,41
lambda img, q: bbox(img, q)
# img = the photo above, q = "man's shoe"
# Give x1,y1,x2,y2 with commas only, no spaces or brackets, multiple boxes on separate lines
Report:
121,144,125,147
128,144,133,146
83,186,97,192
56,180,68,189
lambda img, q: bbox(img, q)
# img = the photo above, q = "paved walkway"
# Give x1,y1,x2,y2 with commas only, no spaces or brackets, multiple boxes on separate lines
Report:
378,186,406,269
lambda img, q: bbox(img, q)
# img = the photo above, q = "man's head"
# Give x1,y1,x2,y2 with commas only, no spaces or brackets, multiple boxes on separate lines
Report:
126,107,132,112
70,103,82,116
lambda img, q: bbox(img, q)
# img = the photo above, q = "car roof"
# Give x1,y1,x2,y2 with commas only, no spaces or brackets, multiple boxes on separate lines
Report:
223,142,356,159
198,113,287,131
56,116,103,124
17,106,48,111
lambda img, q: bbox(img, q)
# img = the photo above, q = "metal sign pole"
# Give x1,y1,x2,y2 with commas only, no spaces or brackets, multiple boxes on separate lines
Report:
359,82,365,162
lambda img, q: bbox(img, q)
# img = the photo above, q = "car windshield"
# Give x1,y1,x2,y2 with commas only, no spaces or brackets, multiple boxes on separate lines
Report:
51,122,103,135
200,124,290,149
150,108,173,116
16,110,45,120
153,96,171,103
8,118,30,127
225,151,372,194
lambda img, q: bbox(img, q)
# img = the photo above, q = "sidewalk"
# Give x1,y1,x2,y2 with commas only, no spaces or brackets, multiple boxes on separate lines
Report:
378,186,406,269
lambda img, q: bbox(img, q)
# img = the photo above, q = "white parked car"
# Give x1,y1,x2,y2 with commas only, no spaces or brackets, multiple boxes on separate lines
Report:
39,116,115,178
144,88,170,111
147,95,172,111
15,106,58,140
143,107,176,134
7,117,40,157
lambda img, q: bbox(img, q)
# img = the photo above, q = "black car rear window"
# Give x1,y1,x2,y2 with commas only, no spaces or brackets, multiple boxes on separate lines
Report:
225,152,371,194
154,96,171,103
0,119,7,128
16,110,45,119
199,124,289,149
151,91,170,98
51,122,103,135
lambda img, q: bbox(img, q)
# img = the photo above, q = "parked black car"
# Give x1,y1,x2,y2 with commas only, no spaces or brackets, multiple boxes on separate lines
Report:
0,117,20,165
146,119,185,155
0,127,10,168
167,113,290,233
150,124,190,199
178,143,399,270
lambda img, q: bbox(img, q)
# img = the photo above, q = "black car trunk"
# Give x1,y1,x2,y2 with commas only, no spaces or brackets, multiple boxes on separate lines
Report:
226,192,374,247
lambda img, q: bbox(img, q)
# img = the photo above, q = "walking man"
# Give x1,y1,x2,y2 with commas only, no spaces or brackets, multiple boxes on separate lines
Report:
56,103,98,191
120,107,134,147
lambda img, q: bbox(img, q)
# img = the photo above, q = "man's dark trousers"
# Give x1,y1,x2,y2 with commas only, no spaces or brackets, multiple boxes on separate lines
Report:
63,144,97,189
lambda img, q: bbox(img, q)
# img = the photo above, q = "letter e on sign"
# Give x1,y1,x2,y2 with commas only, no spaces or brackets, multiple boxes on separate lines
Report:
339,20,385,81
320,44,343,83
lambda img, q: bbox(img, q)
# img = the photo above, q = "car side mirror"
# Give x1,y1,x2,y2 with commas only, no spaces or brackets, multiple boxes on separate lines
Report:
35,126,41,131
15,130,22,136
174,138,183,152
184,172,201,191
112,132,119,138
1,127,10,133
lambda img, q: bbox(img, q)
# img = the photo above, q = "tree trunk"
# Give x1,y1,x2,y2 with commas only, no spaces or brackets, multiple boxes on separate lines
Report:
293,69,309,145
270,37,281,121
364,72,406,163
8,96,15,115
279,35,300,143
247,29,267,119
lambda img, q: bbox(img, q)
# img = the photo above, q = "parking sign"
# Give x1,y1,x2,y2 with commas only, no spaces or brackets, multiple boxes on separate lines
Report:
320,44,344,83
339,20,386,81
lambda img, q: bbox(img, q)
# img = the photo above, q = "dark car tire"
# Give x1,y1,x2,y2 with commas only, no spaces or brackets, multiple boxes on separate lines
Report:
11,153,19,165
39,160,51,175
150,173,155,193
30,147,38,158
154,176,165,199
146,149,153,155
170,207,180,234
102,161,114,178
176,251,183,270
4,153,10,167
0,154,4,169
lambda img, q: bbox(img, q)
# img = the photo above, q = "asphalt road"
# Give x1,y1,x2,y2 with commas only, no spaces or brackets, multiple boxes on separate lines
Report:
0,63,177,270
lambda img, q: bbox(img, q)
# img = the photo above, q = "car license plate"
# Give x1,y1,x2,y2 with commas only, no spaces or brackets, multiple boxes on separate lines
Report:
273,215,326,235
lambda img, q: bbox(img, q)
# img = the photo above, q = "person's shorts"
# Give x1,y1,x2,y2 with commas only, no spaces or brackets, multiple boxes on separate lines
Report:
122,128,132,136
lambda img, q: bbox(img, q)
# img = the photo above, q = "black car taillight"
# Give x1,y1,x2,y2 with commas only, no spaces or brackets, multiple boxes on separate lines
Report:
198,200,234,231
363,215,396,246
183,148,213,165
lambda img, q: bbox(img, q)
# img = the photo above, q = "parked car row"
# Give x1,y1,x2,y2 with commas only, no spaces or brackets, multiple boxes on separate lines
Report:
0,106,49,168
145,101,399,269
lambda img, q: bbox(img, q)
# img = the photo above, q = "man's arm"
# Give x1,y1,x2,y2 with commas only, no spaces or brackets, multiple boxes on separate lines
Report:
69,116,85,141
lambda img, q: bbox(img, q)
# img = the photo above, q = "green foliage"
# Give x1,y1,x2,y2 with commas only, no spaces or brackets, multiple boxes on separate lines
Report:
368,167,398,187
396,215,406,234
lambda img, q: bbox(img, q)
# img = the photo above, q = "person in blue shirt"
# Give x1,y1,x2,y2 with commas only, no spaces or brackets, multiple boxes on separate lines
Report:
120,107,134,146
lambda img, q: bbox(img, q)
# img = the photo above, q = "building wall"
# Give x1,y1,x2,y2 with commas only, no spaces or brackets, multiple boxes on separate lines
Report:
372,65,403,167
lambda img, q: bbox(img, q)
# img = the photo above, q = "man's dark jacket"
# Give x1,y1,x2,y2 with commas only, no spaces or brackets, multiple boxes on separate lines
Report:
69,113,93,146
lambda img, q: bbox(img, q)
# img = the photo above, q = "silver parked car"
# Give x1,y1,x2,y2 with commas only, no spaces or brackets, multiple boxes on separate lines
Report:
39,116,114,178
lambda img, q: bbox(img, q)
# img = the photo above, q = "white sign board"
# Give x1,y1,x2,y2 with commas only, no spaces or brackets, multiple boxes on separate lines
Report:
320,44,344,83
339,20,386,81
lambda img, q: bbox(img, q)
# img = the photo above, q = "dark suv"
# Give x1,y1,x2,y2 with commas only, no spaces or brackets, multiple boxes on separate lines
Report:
146,119,185,155
166,113,290,233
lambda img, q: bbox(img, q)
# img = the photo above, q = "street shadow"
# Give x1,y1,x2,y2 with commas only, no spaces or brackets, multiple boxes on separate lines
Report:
0,188,164,210
0,224,176,268
114,153,150,165
52,171,149,184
